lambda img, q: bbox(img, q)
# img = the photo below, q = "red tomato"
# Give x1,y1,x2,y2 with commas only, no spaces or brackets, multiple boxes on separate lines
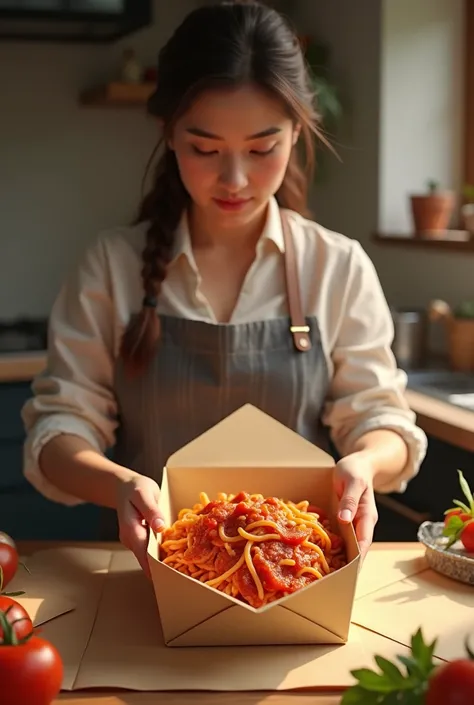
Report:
425,660,474,705
0,532,17,550
444,508,472,525
0,635,63,705
0,541,18,591
0,596,33,641
460,521,474,553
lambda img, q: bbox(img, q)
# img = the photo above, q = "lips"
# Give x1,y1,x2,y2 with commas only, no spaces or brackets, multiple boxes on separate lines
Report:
213,197,252,211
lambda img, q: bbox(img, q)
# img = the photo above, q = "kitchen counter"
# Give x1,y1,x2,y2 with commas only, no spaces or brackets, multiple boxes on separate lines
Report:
12,540,426,705
405,388,474,452
1,352,473,451
0,350,46,382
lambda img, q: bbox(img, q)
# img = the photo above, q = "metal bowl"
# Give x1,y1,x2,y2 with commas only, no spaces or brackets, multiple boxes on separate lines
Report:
417,520,474,586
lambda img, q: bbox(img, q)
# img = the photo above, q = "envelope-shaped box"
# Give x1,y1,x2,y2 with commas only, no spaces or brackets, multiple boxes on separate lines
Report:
147,404,361,648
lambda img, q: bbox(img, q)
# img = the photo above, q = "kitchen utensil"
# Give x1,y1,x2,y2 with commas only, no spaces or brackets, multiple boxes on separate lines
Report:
391,307,427,369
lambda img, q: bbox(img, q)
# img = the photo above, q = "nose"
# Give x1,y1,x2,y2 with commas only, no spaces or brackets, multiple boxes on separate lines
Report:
218,154,248,192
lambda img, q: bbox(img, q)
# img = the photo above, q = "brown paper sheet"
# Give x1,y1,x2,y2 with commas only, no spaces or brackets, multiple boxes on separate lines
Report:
24,544,462,694
30,548,113,689
356,546,428,600
352,567,474,661
74,550,370,691
8,555,76,626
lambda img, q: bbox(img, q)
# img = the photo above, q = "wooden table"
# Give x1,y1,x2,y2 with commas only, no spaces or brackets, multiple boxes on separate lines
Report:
14,540,415,705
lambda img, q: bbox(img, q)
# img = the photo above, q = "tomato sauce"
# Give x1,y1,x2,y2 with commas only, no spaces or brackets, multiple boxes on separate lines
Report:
182,493,342,608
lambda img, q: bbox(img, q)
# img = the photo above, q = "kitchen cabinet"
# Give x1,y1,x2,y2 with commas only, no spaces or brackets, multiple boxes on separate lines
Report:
0,381,103,541
389,435,474,523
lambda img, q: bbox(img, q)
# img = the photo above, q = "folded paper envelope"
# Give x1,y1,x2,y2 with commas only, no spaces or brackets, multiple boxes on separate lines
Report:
147,403,361,647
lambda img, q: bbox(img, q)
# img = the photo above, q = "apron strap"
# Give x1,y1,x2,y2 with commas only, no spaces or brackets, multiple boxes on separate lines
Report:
280,211,312,352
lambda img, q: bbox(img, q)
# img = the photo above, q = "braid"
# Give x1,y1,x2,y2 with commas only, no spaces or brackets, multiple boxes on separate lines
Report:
120,147,189,377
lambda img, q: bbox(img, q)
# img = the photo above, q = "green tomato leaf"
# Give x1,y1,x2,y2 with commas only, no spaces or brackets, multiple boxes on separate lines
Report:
373,655,406,685
396,655,422,678
443,515,464,536
350,669,394,693
340,685,381,705
452,500,472,514
458,469,474,510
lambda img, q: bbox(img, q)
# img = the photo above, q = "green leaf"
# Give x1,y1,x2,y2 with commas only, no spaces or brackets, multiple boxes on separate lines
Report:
442,515,465,548
452,500,472,514
350,669,394,693
373,655,406,685
340,685,380,705
443,515,464,537
409,629,437,676
396,655,422,679
458,469,474,511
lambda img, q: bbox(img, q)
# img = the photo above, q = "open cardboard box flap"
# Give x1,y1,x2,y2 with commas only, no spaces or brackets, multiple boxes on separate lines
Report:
146,404,361,647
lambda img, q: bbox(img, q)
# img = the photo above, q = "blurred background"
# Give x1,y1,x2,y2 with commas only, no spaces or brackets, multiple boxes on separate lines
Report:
0,0,472,543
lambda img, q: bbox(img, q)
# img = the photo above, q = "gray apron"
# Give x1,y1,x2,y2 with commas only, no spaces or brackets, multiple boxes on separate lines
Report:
112,211,331,487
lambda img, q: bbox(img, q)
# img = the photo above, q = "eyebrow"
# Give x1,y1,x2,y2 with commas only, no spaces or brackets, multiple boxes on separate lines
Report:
185,126,282,140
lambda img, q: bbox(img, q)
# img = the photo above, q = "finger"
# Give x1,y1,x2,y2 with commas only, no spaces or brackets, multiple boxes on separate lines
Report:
355,510,378,561
129,484,165,533
337,476,365,523
119,503,152,579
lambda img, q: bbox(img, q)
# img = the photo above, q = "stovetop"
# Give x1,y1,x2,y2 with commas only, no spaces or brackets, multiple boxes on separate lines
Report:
0,318,48,353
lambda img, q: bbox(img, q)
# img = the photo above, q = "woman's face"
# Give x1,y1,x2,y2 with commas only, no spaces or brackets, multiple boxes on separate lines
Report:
169,84,299,228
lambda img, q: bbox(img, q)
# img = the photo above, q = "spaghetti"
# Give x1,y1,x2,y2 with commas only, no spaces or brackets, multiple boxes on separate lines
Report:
159,491,346,608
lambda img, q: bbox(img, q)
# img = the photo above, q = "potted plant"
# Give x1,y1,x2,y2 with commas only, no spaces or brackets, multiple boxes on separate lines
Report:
429,299,474,372
410,180,455,237
461,183,474,233
300,36,343,181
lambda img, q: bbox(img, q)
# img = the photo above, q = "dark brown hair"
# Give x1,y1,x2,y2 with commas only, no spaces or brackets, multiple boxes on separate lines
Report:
120,0,325,376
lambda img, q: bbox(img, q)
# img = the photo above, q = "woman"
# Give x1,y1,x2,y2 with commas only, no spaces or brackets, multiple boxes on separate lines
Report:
22,1,427,575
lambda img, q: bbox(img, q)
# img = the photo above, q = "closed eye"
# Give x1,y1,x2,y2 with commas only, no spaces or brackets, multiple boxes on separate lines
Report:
250,145,277,156
192,146,218,156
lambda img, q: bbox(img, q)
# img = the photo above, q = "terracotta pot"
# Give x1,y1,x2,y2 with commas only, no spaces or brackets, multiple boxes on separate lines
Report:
428,300,474,372
447,319,474,372
410,192,455,236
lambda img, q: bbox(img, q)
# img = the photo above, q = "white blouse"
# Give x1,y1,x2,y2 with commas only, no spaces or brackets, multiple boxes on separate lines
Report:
21,197,427,505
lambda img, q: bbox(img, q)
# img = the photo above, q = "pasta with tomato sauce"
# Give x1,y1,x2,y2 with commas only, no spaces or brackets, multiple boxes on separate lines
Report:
159,491,346,608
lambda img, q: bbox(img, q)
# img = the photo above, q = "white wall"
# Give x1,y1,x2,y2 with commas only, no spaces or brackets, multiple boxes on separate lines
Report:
286,0,472,353
374,0,473,330
0,0,200,320
379,0,464,234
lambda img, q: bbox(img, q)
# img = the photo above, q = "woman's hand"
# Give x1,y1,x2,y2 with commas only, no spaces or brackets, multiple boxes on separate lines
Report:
334,452,378,561
116,473,166,578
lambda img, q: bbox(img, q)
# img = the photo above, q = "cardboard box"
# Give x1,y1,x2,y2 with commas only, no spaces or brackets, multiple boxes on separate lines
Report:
147,404,361,648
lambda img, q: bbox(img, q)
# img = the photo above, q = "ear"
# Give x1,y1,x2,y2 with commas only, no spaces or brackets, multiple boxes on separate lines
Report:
167,129,175,152
292,123,302,146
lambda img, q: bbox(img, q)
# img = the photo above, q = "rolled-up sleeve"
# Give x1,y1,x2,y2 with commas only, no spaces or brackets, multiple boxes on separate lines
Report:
321,241,427,494
21,234,119,506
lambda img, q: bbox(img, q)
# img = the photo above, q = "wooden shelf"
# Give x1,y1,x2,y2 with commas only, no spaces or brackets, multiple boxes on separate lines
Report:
372,232,474,253
79,81,155,107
